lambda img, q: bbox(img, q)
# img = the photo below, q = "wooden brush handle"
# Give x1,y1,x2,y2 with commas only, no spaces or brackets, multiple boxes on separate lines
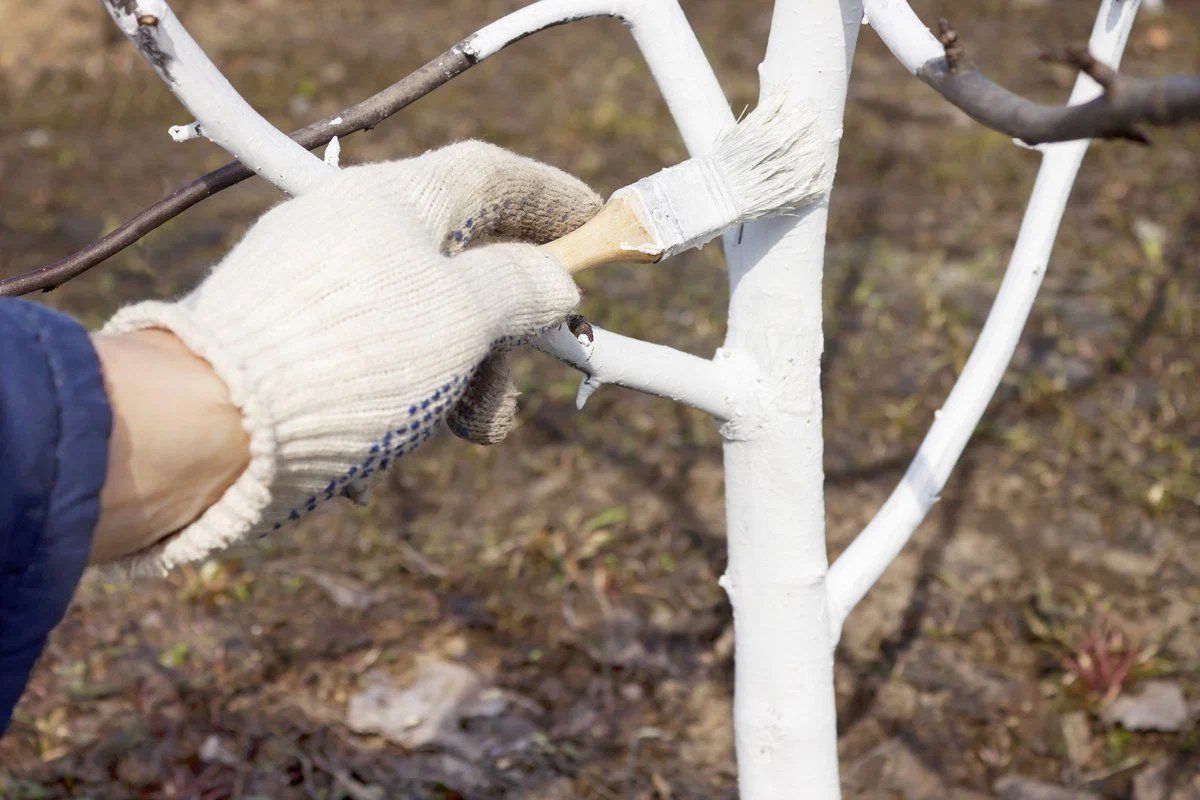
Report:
542,194,660,275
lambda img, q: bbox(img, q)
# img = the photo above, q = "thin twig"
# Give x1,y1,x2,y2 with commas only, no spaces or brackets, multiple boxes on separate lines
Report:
1039,46,1118,92
936,18,963,72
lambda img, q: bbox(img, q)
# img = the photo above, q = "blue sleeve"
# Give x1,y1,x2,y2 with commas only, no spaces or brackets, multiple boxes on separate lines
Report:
0,298,111,734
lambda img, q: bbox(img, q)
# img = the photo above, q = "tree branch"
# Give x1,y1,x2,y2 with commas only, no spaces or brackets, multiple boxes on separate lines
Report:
919,18,1200,146
0,43,475,297
536,320,754,423
4,0,735,298
102,0,334,195
826,0,1144,631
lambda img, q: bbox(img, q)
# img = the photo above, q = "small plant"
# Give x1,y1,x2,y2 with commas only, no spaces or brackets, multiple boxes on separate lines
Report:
1062,615,1146,704
1025,587,1161,705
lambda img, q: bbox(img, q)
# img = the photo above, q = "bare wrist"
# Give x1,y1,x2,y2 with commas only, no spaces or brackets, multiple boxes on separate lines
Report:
89,329,249,564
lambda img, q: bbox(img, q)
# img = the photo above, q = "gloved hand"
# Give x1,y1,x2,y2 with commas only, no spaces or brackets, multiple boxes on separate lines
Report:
102,141,601,574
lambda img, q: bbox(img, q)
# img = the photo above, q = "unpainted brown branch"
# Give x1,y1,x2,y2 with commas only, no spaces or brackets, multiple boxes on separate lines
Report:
920,18,1200,147
0,44,476,297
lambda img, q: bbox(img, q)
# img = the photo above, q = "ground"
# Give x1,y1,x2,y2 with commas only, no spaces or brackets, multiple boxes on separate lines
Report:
0,0,1197,797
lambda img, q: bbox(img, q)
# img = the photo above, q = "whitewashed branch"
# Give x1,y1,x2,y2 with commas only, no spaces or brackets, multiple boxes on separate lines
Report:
101,0,333,195
536,323,751,421
861,0,944,73
465,0,735,156
826,0,1142,631
99,0,743,426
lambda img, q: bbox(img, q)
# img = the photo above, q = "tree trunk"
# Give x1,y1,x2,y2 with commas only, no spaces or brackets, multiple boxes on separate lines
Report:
719,1,863,796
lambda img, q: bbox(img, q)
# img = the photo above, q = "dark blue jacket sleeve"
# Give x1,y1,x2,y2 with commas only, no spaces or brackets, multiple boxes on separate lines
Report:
0,298,111,734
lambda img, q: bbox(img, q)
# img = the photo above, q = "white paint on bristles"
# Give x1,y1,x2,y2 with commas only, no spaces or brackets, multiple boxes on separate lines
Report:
711,93,827,220
616,94,826,258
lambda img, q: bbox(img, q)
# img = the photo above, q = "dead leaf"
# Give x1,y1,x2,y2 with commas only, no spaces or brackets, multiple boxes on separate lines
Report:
346,657,482,749
1103,681,1193,732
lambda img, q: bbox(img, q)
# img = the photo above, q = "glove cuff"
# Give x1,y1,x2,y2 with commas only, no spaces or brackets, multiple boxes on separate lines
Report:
102,301,278,574
103,285,477,573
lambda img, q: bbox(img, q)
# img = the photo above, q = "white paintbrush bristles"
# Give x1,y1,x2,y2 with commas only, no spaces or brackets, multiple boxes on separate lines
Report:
612,93,828,259
712,93,829,222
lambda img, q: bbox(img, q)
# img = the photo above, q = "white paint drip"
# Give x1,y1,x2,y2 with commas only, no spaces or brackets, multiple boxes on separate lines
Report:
323,136,341,167
575,376,602,409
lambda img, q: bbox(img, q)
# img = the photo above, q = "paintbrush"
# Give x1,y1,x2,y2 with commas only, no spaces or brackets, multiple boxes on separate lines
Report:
543,94,829,274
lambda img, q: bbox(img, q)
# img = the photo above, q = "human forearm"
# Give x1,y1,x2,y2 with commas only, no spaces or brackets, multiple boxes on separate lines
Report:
89,330,248,564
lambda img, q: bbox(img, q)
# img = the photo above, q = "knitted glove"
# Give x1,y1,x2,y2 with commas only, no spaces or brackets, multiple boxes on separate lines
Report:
102,141,601,573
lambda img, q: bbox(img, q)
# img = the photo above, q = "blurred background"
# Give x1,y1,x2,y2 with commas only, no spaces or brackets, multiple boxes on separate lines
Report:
0,1,1197,797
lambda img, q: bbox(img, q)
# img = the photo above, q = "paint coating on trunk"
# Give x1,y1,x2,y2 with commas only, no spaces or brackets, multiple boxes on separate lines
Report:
715,1,865,796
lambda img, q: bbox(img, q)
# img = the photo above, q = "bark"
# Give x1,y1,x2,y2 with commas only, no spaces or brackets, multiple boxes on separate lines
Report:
919,19,1200,145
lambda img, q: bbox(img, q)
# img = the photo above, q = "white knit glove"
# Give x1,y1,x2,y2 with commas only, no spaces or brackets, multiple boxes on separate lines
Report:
102,141,601,573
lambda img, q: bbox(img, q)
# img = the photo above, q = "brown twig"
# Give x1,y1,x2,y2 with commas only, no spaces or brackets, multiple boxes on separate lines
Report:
936,18,964,72
918,19,1200,147
1038,46,1118,92
0,43,477,297
567,313,595,344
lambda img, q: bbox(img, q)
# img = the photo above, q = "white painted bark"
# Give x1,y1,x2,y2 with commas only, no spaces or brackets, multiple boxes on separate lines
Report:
859,0,943,73
715,1,863,795
466,0,735,155
826,0,1142,631
536,322,754,421
100,0,332,195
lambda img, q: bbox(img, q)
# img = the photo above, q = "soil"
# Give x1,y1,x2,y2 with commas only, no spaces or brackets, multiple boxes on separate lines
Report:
0,0,1197,797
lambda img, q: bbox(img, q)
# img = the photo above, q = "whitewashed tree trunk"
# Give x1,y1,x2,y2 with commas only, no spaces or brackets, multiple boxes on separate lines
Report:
99,0,1149,796
716,1,862,795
